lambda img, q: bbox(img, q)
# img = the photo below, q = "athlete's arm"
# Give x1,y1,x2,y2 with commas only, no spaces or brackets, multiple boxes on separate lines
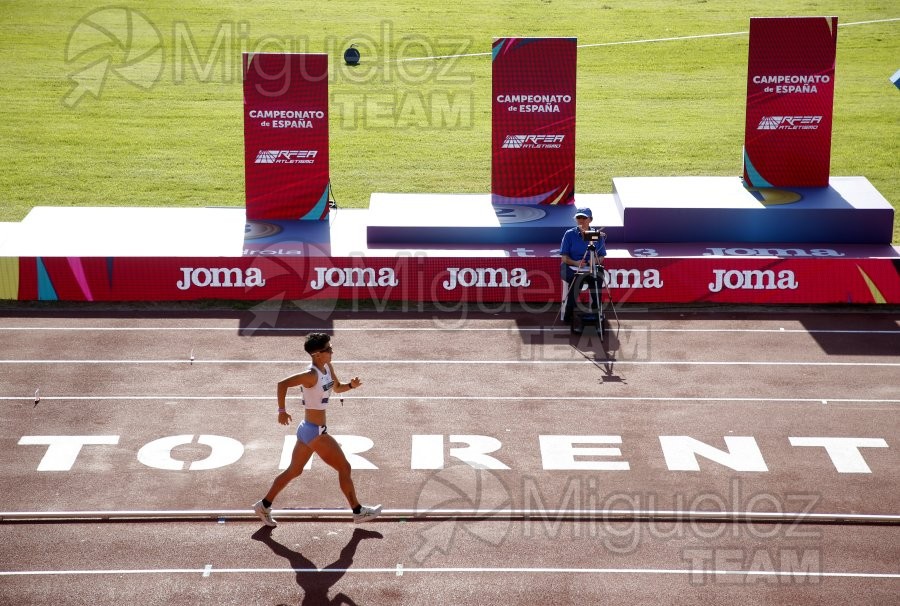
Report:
274,370,316,424
328,363,362,394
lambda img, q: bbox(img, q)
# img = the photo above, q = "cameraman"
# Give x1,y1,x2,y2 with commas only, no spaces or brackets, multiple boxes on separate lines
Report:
560,207,606,323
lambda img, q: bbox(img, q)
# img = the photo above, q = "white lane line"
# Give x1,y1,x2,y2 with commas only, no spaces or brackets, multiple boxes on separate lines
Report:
1,396,898,404
1,566,898,579
391,17,900,62
4,508,898,523
1,359,898,367
202,564,212,578
0,568,208,576
0,326,896,334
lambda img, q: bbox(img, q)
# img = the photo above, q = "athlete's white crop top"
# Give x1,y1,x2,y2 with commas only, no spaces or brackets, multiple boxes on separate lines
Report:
302,364,334,410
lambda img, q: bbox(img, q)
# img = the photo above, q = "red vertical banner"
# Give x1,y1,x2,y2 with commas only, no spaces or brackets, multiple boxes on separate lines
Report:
743,17,837,188
492,38,576,205
243,53,330,220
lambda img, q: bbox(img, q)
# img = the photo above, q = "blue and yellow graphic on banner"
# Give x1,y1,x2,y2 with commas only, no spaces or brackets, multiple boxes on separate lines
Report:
0,257,19,300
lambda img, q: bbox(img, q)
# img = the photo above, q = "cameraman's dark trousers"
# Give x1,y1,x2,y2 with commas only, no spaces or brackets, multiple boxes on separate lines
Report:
563,272,600,323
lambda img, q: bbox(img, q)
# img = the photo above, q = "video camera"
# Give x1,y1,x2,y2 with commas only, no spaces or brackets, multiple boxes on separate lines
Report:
580,229,606,243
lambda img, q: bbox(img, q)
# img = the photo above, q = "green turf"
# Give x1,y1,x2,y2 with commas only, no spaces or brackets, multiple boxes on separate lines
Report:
0,1,897,241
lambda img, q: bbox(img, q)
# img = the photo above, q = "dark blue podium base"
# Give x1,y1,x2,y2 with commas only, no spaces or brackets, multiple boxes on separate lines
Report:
615,176,894,244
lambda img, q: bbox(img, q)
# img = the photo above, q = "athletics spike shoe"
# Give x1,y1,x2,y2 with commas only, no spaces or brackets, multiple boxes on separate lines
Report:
253,500,277,527
353,504,382,524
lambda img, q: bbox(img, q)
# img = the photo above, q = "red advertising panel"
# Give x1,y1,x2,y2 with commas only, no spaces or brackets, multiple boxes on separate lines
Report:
15,255,899,305
243,53,330,220
492,38,576,205
743,17,837,187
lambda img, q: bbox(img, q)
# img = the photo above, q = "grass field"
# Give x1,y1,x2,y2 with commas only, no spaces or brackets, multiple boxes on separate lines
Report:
0,1,897,241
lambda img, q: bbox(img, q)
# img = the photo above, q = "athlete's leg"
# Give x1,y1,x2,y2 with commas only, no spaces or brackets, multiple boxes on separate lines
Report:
263,439,315,503
311,434,360,509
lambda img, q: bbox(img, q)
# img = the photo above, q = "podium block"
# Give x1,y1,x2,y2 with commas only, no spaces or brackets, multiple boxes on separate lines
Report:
615,176,894,244
366,194,624,245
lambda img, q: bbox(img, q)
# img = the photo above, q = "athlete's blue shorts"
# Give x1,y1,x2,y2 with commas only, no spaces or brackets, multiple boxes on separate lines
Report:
297,420,328,445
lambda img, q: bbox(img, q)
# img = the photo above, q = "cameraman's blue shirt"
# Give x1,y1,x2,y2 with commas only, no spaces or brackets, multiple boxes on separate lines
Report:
560,227,606,280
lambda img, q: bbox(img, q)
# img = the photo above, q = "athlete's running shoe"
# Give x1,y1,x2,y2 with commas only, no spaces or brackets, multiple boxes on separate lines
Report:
253,500,277,527
353,504,382,524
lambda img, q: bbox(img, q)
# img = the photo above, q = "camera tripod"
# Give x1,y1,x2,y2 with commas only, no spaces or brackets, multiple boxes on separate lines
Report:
563,240,618,341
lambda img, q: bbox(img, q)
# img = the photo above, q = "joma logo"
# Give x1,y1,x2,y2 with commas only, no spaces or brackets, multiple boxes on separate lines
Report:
709,269,798,293
309,267,398,291
442,267,531,290
177,267,265,291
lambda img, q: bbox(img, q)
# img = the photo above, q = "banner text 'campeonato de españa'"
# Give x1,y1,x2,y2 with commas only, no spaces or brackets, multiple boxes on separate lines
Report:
243,53,330,220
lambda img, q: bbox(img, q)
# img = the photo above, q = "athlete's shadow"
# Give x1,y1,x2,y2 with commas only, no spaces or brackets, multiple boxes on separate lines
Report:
252,526,383,606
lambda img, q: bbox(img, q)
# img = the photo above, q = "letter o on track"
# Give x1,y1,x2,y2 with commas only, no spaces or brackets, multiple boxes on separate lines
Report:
137,434,245,470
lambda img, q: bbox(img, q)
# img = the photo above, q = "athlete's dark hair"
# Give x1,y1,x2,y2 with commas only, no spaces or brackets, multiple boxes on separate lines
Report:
304,333,331,354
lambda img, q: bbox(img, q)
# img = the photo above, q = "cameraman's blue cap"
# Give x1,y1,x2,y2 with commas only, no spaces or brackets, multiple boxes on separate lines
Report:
574,207,592,219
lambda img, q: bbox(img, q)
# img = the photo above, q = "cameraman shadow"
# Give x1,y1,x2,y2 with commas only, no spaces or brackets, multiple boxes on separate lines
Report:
251,526,383,606
569,310,625,384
